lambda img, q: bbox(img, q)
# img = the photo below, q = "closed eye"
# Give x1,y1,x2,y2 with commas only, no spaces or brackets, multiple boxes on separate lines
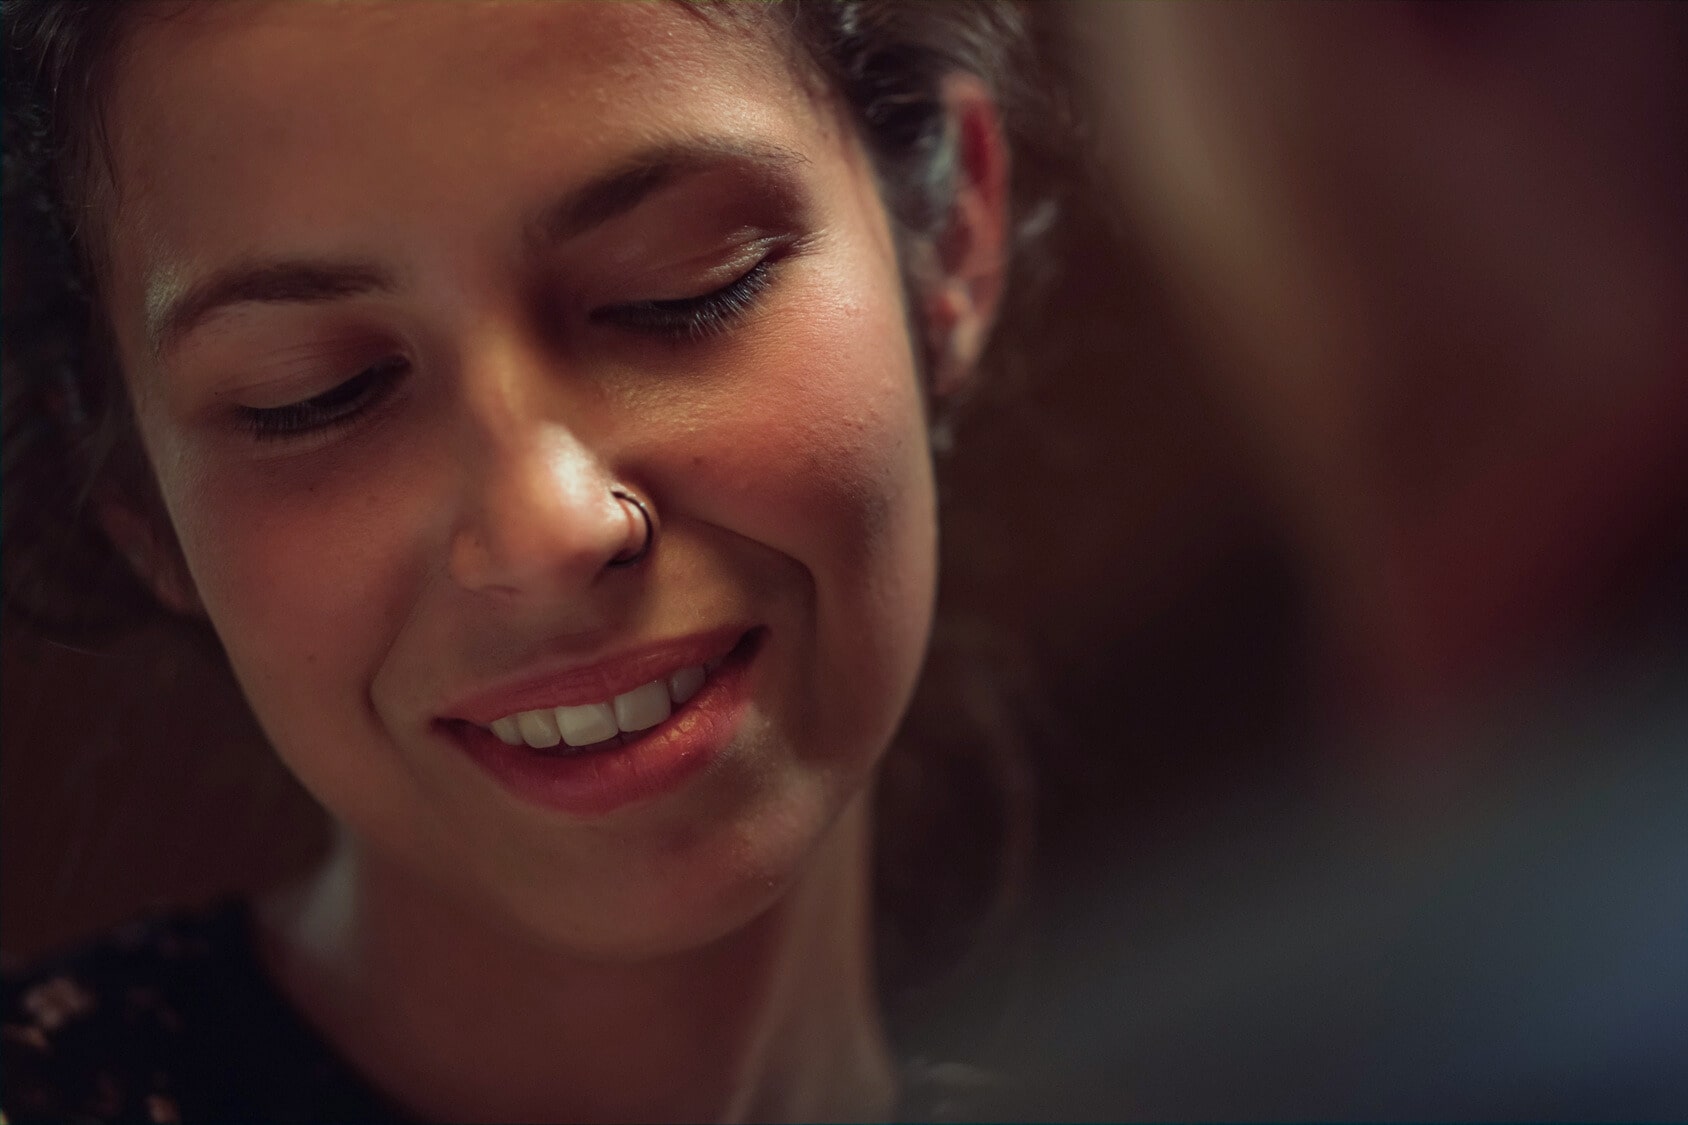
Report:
590,256,777,341
238,356,408,441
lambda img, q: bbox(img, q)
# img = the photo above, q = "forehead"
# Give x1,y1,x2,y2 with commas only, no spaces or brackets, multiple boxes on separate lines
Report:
100,1,827,345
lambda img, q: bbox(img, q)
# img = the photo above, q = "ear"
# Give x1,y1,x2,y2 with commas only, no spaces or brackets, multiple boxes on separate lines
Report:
924,73,1012,400
97,498,205,617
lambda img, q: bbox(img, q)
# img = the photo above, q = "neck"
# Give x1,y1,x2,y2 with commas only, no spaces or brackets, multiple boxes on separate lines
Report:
257,796,895,1124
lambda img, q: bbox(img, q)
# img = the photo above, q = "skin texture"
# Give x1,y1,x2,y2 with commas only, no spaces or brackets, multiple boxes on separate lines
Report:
92,3,1007,1120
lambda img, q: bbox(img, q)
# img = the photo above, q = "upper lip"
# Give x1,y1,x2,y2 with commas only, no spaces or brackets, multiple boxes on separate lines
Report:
440,626,749,726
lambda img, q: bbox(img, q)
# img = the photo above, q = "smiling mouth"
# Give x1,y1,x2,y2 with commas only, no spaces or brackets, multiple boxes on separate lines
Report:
455,629,762,755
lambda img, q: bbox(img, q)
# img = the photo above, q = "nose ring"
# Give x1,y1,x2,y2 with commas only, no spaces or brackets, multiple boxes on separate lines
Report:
608,486,655,568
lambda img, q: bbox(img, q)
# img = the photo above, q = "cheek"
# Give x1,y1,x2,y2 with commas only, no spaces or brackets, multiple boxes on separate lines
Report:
177,471,396,646
668,267,939,734
150,432,426,772
156,435,465,847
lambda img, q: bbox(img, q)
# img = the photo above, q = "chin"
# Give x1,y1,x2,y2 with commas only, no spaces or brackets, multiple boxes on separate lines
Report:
483,771,858,964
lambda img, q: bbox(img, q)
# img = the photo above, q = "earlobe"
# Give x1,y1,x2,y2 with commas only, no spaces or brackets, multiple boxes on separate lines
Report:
97,498,205,618
924,282,985,399
925,73,1012,400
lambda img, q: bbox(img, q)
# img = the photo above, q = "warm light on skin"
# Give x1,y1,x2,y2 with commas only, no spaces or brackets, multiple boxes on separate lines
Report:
83,2,1007,1118
104,0,936,955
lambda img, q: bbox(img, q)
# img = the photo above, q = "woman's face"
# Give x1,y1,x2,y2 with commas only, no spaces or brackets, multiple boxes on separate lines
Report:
98,2,941,956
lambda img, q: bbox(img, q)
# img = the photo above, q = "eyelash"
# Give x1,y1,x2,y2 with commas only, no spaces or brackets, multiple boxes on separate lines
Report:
239,257,778,441
239,356,408,442
588,255,777,341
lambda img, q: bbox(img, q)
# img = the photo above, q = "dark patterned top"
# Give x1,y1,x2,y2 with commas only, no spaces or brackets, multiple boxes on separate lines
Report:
1,900,407,1123
1,900,997,1123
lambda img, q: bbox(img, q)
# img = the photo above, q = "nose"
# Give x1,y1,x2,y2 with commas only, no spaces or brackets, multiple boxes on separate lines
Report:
446,410,636,600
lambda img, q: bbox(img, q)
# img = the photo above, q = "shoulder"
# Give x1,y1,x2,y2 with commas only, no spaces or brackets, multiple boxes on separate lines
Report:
1,898,396,1124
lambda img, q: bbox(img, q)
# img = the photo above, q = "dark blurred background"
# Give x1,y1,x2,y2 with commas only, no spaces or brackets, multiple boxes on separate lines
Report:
6,2,1686,1118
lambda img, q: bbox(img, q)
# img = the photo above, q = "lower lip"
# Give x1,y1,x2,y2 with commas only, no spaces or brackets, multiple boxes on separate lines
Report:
446,630,762,818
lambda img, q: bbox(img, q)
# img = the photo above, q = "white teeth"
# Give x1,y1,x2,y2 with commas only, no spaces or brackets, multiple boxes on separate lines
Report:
613,680,671,732
554,702,618,748
484,662,717,748
668,665,706,705
515,709,562,749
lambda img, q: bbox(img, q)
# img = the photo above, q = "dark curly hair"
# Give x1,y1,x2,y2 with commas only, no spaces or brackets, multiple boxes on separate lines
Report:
2,0,1068,991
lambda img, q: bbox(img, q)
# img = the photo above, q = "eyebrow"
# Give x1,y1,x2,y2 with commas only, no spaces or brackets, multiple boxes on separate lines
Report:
149,260,396,358
524,138,810,249
148,137,811,359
